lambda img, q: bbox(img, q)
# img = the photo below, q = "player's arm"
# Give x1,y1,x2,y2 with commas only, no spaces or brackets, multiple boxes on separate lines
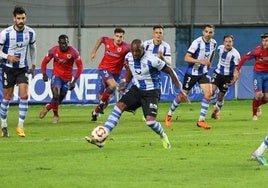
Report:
161,65,181,89
0,45,19,63
41,49,54,82
118,63,132,92
184,52,210,66
69,55,84,90
29,42,37,77
90,37,103,60
158,46,172,66
233,51,254,81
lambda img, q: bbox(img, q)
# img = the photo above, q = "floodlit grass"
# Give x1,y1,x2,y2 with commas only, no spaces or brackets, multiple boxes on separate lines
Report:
0,100,268,188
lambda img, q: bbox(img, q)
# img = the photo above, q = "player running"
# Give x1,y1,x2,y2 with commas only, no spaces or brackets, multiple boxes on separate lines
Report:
210,35,241,120
39,34,83,123
165,24,217,129
85,39,182,149
0,6,36,137
90,28,130,121
233,32,268,120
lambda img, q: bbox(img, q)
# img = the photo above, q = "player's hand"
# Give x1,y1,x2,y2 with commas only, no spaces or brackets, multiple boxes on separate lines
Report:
29,65,35,78
180,91,191,104
7,55,19,63
118,78,128,92
69,80,76,90
42,74,48,82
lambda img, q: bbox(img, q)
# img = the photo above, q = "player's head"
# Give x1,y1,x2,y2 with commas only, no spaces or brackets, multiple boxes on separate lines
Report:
202,24,215,42
13,6,27,31
113,28,125,46
223,35,234,51
58,34,69,52
261,33,268,49
131,39,144,60
153,25,164,45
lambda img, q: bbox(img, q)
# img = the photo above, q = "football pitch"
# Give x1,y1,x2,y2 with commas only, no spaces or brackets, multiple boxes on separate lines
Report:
1,100,267,188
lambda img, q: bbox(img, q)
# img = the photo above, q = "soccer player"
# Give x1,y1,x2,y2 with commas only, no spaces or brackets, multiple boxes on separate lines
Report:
39,34,83,123
251,135,268,166
233,33,268,121
210,35,241,120
0,6,36,137
90,28,130,121
143,25,172,66
85,39,182,149
165,25,217,129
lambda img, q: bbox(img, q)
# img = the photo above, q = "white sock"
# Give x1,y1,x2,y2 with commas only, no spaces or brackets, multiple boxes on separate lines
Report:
1,119,7,128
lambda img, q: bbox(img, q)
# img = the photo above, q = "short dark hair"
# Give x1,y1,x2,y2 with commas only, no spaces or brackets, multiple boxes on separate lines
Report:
223,35,234,41
204,24,215,30
13,6,26,17
261,33,268,38
153,25,164,30
58,34,69,42
114,28,125,34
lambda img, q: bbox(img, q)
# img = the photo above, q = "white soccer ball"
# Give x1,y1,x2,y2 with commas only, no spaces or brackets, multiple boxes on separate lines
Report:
91,126,109,142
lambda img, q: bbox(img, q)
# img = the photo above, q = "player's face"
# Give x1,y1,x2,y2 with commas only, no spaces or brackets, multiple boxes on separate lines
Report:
202,27,214,42
262,37,268,49
13,13,26,31
59,38,69,52
114,32,124,46
153,28,164,45
131,44,144,60
223,37,233,51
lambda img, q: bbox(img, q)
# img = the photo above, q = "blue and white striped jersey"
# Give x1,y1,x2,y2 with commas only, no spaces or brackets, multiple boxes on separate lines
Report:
0,25,36,68
125,51,166,91
143,39,172,66
186,36,217,75
214,45,241,75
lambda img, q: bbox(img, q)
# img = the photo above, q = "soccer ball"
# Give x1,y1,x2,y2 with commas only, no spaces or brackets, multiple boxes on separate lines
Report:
91,126,109,142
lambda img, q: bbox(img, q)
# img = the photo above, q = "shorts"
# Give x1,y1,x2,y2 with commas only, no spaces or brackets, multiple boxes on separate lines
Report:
182,73,211,91
211,72,233,93
1,66,28,89
51,75,71,94
120,85,161,118
253,70,268,92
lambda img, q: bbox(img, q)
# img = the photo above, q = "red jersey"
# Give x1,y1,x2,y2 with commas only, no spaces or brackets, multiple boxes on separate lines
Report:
237,45,268,72
98,37,130,75
41,45,83,81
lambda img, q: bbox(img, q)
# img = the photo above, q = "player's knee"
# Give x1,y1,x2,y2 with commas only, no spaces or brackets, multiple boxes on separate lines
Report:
116,102,127,111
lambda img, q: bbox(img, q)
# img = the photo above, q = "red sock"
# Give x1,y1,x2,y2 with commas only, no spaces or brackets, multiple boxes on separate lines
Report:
252,99,258,116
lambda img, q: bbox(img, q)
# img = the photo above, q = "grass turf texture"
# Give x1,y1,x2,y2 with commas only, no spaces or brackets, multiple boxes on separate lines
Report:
0,100,267,188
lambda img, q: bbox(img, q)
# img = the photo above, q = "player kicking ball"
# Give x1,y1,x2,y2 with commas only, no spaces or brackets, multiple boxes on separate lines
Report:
85,39,185,149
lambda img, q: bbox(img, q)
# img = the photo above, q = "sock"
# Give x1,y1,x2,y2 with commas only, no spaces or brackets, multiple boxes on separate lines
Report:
168,97,180,116
50,99,59,116
146,121,164,136
255,135,268,156
0,99,10,120
1,119,7,128
199,98,210,121
211,92,218,106
18,118,24,127
252,99,258,116
104,105,122,132
19,99,28,124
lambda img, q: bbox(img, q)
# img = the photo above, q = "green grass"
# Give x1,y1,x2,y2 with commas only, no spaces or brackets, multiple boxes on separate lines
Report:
0,100,267,188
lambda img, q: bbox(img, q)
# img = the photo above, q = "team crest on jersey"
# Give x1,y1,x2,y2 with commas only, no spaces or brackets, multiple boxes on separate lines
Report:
67,54,72,59
117,47,122,52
